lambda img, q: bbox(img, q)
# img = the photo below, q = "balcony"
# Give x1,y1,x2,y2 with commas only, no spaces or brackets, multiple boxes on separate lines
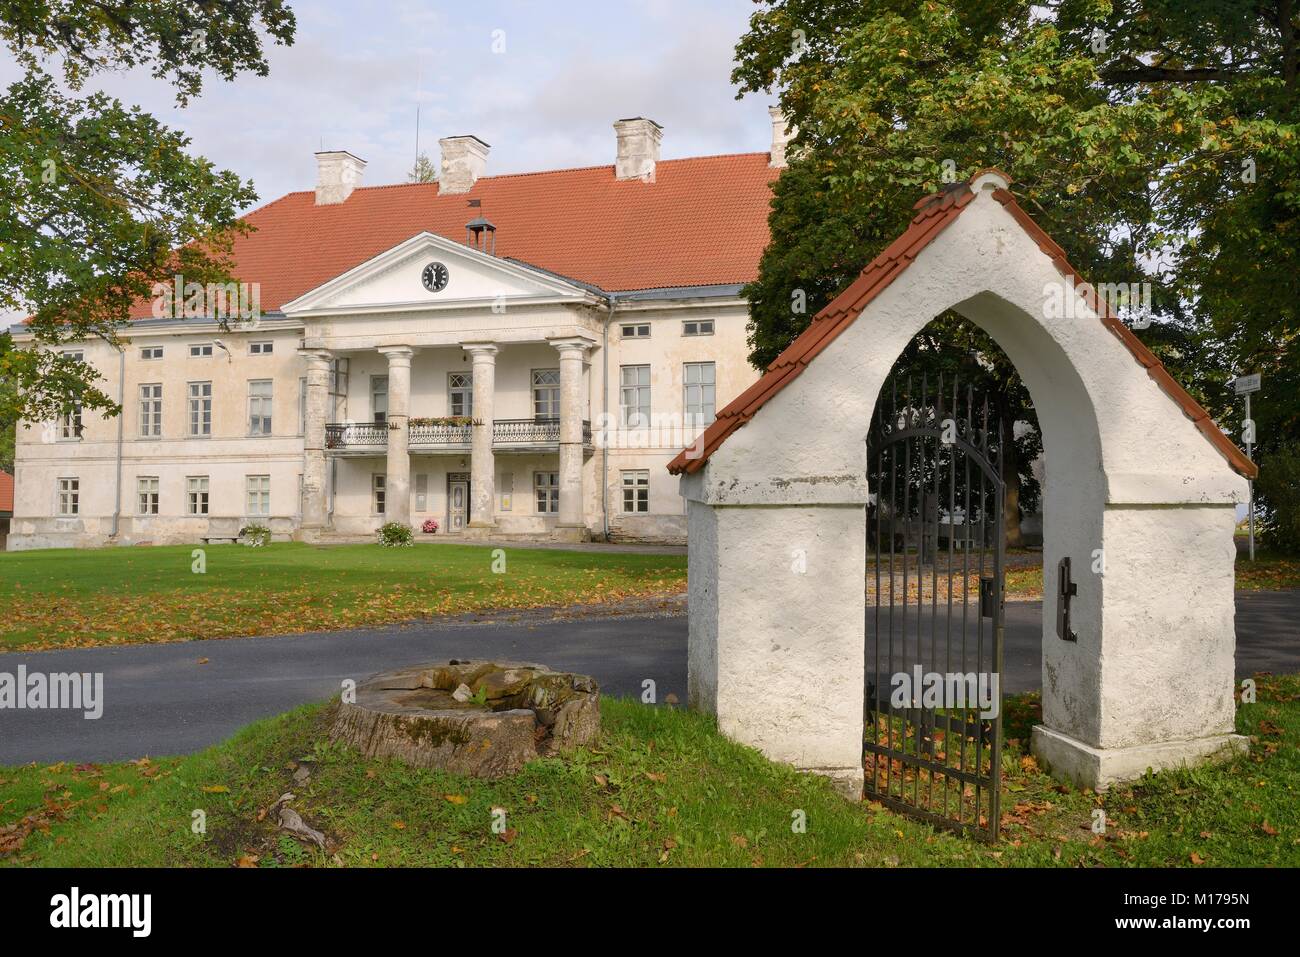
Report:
324,418,592,454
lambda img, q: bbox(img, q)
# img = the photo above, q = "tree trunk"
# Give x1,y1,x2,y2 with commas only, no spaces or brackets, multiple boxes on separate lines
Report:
1000,407,1024,549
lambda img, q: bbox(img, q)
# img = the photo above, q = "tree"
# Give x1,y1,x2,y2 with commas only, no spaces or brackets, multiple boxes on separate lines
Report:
0,0,296,425
732,0,1300,543
408,151,438,183
0,371,14,472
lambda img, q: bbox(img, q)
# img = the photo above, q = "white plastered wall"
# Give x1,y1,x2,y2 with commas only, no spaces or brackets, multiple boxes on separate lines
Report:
681,180,1248,794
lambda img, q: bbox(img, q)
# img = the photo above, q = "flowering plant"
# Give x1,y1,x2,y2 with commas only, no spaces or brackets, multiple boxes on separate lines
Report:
422,518,439,534
238,524,271,547
378,522,414,547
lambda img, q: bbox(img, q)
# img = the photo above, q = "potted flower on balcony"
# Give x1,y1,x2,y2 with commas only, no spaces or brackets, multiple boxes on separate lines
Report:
409,416,478,427
422,518,439,534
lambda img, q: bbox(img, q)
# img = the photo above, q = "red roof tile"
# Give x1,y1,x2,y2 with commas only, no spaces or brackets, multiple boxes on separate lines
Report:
0,470,13,514
668,175,1256,481
130,153,778,317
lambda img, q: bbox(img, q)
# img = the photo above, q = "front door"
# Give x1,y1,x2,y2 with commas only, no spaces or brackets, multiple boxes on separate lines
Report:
447,475,469,532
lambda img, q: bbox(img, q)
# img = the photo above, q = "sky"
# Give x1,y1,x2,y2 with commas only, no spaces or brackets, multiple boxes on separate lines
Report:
3,0,774,211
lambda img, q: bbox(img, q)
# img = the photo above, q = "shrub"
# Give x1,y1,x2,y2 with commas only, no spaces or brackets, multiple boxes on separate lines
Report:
421,518,439,534
238,524,271,547
1257,441,1300,555
378,522,414,547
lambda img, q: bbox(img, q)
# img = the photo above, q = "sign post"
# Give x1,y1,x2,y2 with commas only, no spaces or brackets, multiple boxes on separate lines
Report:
1232,374,1261,561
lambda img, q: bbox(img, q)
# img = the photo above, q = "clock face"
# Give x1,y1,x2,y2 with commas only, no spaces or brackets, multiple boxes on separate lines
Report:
421,261,449,293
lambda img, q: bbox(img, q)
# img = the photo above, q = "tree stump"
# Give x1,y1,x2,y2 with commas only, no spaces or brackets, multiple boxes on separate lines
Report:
330,660,600,778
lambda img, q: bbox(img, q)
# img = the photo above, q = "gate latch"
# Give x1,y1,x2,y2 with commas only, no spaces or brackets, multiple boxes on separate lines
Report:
1057,557,1078,642
979,576,997,620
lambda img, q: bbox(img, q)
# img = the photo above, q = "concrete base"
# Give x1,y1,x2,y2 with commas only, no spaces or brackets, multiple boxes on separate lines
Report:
461,522,499,540
806,766,864,801
551,522,590,544
1032,725,1248,791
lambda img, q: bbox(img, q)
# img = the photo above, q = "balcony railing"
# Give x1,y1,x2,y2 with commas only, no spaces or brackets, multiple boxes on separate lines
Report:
325,418,591,452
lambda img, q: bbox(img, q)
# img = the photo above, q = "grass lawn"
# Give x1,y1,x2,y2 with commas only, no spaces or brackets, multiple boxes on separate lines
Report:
869,548,1300,602
3,675,1297,867
0,542,686,653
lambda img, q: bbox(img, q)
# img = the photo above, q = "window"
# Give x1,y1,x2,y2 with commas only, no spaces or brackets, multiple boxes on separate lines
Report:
59,401,83,439
622,470,649,513
372,474,386,515
532,369,560,419
141,346,164,360
621,323,650,339
57,477,79,516
249,341,273,355
683,319,714,336
449,372,473,417
190,342,214,357
137,476,159,515
248,379,273,435
619,365,651,427
187,476,209,515
328,358,349,421
535,472,559,514
245,475,270,515
188,382,212,436
139,383,162,438
683,362,716,425
298,377,307,435
371,376,388,425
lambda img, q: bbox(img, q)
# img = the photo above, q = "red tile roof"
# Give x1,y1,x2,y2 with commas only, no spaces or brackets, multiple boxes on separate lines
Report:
130,153,778,317
0,470,13,514
668,172,1257,481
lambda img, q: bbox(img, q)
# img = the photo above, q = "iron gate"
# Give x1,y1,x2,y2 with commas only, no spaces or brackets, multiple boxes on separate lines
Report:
864,375,1006,841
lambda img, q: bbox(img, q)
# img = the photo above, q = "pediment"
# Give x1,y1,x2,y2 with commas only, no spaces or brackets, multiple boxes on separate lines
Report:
281,232,590,316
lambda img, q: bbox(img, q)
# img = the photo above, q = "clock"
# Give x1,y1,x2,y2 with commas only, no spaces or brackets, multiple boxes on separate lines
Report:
421,261,449,293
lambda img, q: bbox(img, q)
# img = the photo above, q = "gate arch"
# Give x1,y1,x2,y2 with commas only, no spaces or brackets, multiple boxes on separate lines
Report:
670,169,1253,798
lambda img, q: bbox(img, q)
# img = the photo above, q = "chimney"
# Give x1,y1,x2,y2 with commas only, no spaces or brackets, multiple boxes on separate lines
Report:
439,135,490,194
768,106,794,169
314,150,366,205
613,117,662,181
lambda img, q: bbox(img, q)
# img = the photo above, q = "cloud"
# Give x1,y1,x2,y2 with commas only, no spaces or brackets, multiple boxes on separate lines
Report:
1,0,769,206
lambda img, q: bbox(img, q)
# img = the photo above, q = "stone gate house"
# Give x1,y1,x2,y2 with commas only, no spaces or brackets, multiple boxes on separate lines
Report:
7,114,798,550
671,170,1254,793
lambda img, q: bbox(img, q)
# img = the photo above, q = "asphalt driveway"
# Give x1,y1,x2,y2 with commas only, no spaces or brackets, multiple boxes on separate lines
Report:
0,592,1296,765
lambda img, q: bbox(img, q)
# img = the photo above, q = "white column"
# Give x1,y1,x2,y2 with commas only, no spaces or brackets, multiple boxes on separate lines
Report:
462,342,498,531
298,348,332,537
550,336,594,541
379,346,414,526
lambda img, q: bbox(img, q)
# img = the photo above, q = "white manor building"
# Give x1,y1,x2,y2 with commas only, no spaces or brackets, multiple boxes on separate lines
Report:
7,114,792,549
